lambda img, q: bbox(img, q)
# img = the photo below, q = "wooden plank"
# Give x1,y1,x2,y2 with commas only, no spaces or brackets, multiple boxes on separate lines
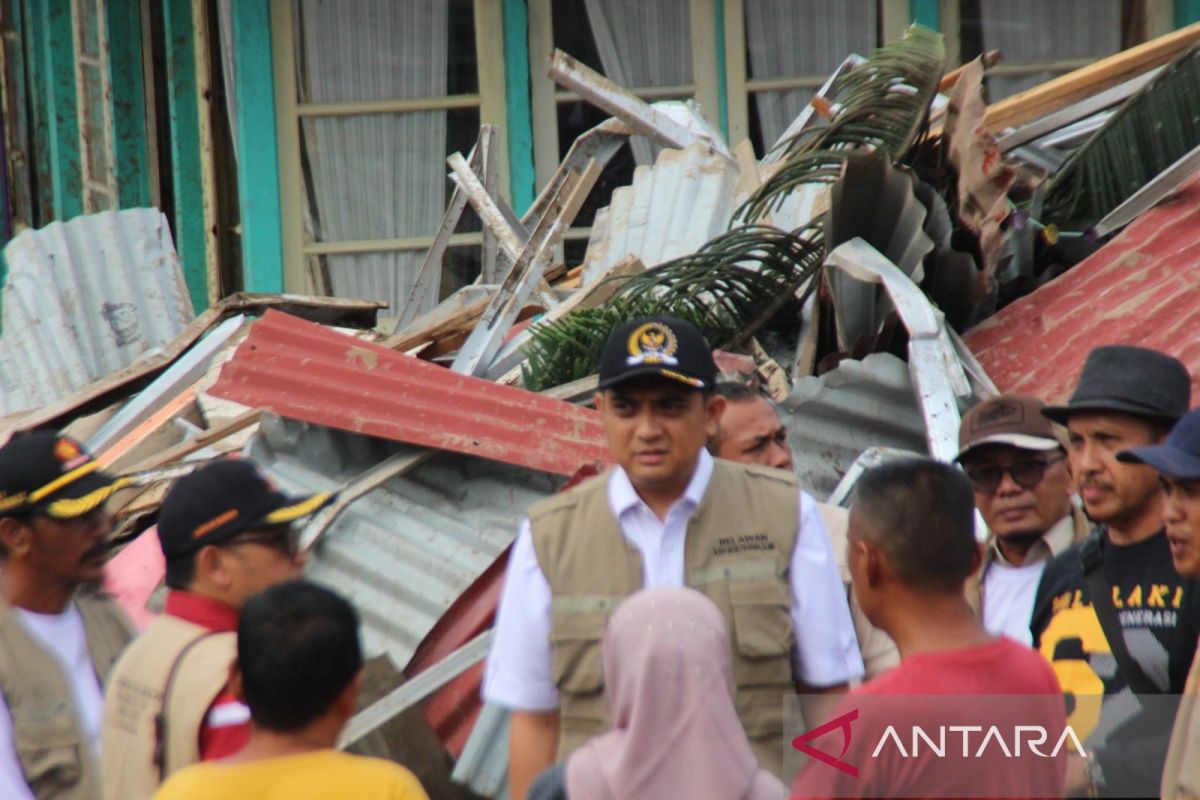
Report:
96,382,201,468
981,22,1200,134
122,408,261,473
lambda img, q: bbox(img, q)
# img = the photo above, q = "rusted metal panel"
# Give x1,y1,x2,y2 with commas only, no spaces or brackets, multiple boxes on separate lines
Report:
209,309,609,476
964,175,1200,404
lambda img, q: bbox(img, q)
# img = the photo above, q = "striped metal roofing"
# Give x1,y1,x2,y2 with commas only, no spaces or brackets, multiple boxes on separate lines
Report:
964,174,1200,403
208,310,610,477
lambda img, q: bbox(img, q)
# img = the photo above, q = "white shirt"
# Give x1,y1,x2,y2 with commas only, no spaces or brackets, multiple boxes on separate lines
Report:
981,514,1077,646
0,603,104,800
483,451,865,711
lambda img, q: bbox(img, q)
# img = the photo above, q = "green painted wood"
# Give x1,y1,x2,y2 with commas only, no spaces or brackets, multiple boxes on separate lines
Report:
1177,0,1200,26
24,0,83,223
502,0,535,216
911,0,940,30
162,0,207,312
230,0,283,293
715,0,728,139
106,0,150,207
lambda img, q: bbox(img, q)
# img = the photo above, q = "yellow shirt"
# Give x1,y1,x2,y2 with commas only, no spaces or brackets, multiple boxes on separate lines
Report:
152,750,430,800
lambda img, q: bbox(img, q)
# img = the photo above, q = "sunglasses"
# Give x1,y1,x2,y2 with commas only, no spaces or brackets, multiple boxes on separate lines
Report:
226,525,302,557
964,454,1065,495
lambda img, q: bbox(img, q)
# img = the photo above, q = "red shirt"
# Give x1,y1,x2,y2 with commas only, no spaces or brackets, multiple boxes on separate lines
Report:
163,591,250,760
792,639,1067,799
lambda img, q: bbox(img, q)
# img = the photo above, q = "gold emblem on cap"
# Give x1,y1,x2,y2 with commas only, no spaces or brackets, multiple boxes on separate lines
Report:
626,322,680,368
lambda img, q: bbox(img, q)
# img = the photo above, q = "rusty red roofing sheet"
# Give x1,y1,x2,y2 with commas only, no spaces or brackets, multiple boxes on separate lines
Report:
965,176,1200,404
209,310,609,476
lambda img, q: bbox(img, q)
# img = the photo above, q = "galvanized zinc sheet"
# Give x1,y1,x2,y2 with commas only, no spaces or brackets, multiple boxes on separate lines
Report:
964,174,1200,404
248,418,558,670
782,353,931,497
581,142,739,285
0,209,194,415
209,310,610,476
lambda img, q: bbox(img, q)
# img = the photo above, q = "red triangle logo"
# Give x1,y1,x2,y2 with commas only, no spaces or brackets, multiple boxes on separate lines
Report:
792,708,859,778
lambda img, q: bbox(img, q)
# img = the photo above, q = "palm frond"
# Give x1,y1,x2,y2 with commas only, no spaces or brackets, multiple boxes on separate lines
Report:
521,225,826,391
1041,46,1200,232
735,25,946,224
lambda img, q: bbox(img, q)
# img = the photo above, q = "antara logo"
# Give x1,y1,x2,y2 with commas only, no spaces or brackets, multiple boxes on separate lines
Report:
792,708,1084,776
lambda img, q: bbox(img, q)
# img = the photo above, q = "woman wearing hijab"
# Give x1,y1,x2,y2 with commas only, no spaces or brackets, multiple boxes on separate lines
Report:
528,586,787,800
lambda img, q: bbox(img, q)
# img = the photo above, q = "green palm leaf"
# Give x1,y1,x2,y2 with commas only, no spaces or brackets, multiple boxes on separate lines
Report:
736,25,946,224
521,225,825,391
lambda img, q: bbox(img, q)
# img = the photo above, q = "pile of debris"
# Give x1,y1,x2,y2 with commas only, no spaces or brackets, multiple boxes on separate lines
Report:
4,22,1200,800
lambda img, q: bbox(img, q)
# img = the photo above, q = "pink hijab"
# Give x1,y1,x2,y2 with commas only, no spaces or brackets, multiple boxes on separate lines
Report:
564,587,787,800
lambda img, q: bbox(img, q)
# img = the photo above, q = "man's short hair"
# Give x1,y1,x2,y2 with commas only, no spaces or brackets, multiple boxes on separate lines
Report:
712,382,761,404
164,553,197,591
238,580,363,732
852,458,977,592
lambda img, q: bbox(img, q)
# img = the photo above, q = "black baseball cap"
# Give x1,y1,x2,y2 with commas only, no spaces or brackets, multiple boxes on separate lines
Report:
157,459,334,560
1118,407,1200,479
0,431,125,519
598,316,717,390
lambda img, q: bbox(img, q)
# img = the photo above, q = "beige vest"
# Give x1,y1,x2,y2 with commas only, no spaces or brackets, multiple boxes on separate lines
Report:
1163,640,1200,799
0,589,133,800
530,459,799,777
101,613,236,800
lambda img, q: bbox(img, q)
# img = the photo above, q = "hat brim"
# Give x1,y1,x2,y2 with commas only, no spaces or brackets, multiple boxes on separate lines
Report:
1042,401,1183,426
955,434,1061,462
41,470,127,519
597,365,708,391
1117,444,1200,478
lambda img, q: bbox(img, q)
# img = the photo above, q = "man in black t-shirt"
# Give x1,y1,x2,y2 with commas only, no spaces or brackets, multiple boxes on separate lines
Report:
1031,345,1198,797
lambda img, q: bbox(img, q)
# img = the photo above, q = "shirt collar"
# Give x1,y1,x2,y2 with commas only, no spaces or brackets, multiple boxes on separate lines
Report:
608,449,714,518
988,512,1077,567
164,590,240,632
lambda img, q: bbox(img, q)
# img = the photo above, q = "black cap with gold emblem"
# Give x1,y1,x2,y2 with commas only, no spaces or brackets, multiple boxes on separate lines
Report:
598,315,717,390
0,431,125,519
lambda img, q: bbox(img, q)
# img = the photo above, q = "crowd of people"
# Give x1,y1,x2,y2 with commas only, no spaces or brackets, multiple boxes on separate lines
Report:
0,314,1198,799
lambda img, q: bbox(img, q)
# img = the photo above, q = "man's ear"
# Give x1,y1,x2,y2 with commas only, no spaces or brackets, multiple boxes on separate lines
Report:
0,516,31,559
862,540,887,590
196,545,232,591
227,659,246,703
593,392,607,414
705,394,728,439
334,670,365,719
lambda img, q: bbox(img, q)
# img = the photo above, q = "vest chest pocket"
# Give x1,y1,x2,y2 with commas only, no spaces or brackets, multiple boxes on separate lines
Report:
728,579,795,688
549,610,607,699
12,709,82,792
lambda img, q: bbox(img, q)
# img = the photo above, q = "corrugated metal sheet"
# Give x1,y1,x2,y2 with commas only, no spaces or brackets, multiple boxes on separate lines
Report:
247,417,558,671
782,352,931,497
581,142,739,286
0,208,194,415
452,702,510,799
964,174,1200,404
209,309,610,476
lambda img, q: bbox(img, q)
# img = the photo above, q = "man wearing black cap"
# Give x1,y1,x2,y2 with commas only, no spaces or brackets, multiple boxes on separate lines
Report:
1116,407,1200,799
101,459,331,800
1030,345,1200,797
484,316,863,799
0,431,133,800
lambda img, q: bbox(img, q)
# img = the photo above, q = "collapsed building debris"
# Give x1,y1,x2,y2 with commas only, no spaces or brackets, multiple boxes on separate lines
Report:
3,20,1200,800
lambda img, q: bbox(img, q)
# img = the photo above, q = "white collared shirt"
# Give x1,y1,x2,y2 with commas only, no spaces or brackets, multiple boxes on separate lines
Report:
982,514,1077,646
483,450,865,711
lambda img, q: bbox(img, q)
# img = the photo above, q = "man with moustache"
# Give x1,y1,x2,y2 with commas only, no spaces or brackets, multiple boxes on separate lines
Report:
1030,346,1200,797
0,432,134,800
1117,407,1200,799
955,395,1089,644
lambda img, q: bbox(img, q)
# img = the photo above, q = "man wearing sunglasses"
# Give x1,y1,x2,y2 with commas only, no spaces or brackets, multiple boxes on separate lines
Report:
1029,345,1200,797
0,431,133,800
955,395,1089,646
101,459,332,800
